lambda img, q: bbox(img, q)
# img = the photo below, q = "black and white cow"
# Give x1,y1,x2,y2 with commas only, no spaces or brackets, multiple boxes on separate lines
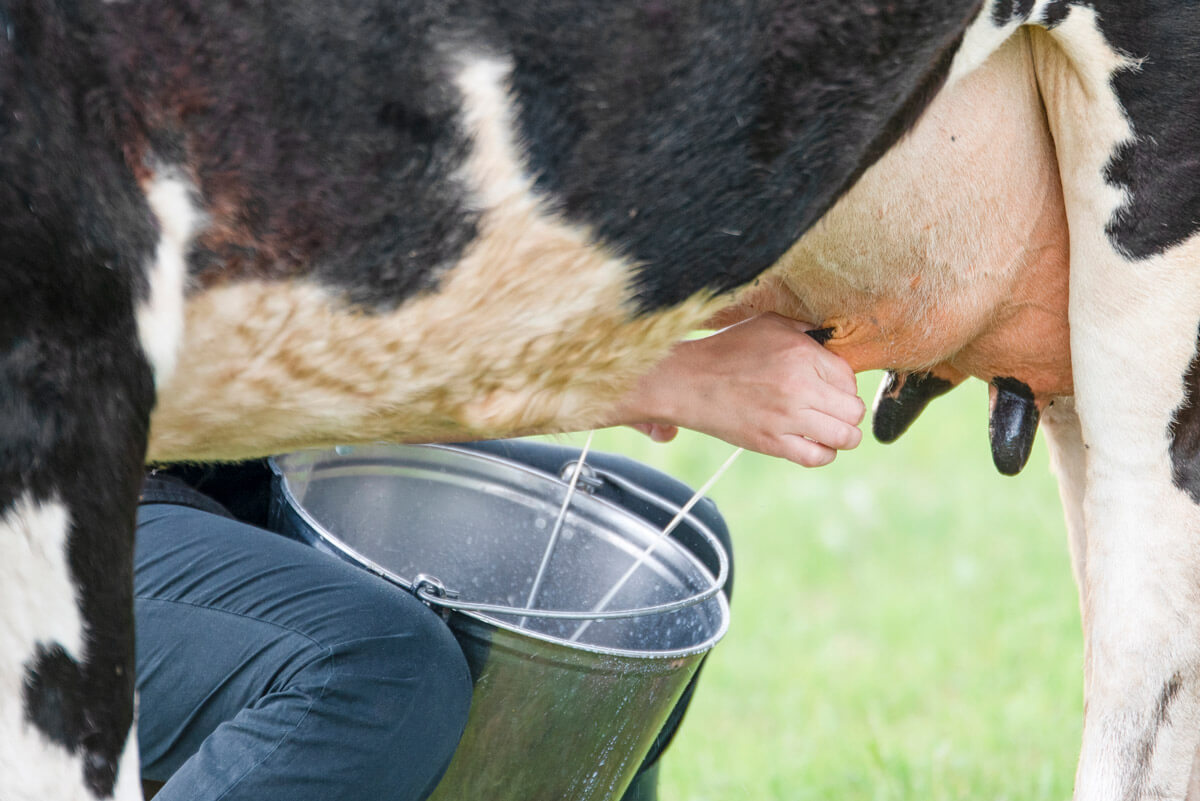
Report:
2,1,1199,799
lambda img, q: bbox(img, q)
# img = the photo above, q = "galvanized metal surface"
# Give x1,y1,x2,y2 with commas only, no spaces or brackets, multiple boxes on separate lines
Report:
269,443,729,801
432,614,702,801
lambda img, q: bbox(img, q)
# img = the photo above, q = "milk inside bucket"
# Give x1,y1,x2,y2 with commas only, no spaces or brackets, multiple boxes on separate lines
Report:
269,443,730,801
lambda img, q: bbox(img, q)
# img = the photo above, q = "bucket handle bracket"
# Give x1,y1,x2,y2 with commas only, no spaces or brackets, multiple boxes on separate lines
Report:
410,573,461,619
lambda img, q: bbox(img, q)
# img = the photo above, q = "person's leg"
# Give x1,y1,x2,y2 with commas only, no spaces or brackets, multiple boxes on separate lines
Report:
456,439,734,801
134,491,472,801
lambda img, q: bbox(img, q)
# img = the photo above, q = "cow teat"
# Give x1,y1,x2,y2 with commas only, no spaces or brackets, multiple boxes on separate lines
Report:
871,369,962,444
988,377,1040,476
866,370,1047,476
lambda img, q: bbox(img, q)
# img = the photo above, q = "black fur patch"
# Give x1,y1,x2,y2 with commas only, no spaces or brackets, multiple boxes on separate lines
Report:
0,283,151,796
495,0,980,311
1040,0,1073,28
23,642,135,793
1127,672,1185,798
99,0,481,308
23,644,88,752
991,0,1037,26
1169,325,1200,503
1090,1,1200,259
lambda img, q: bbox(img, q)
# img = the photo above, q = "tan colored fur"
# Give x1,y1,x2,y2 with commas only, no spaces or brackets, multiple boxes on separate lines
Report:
148,56,724,462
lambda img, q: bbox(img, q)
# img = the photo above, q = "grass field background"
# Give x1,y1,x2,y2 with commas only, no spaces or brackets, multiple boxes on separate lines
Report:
552,371,1084,801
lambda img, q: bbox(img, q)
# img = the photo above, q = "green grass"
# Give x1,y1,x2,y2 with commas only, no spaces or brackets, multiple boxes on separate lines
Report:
551,371,1083,801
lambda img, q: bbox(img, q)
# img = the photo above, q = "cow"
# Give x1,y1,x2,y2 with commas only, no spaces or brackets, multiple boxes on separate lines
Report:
1,1,1198,800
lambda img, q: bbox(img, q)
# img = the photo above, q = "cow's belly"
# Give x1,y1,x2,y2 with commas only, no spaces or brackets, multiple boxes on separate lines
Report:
714,28,1072,405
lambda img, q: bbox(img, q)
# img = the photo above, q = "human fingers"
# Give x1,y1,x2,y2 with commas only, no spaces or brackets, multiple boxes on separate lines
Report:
627,422,680,442
775,435,838,468
798,378,867,427
785,408,863,451
645,423,679,442
767,315,860,398
811,345,859,398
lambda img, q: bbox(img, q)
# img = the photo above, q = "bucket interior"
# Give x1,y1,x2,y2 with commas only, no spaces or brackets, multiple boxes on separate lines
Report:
270,444,728,656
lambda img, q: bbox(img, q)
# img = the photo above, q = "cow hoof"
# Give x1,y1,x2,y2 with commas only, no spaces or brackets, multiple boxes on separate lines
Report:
872,370,958,444
988,377,1039,476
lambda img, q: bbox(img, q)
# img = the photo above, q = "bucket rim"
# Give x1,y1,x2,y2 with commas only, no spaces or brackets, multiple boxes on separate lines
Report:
269,443,731,659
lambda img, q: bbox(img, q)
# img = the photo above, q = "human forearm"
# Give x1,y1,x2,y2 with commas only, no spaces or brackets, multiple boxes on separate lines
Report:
603,313,866,466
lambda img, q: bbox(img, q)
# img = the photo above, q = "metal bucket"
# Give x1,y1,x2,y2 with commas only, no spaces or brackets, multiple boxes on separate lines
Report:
269,443,730,801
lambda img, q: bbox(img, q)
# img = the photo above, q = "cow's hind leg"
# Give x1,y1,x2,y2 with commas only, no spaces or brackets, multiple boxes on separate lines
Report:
1040,397,1087,611
1046,328,1200,801
1029,11,1200,797
1070,305,1200,801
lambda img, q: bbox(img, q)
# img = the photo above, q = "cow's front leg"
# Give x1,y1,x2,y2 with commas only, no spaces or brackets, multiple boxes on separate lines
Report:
0,316,155,799
0,170,183,801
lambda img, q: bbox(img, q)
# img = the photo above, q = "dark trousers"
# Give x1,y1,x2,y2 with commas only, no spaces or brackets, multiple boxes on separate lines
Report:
135,440,733,801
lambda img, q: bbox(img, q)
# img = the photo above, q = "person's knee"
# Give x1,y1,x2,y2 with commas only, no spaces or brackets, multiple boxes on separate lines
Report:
314,594,472,795
400,606,473,744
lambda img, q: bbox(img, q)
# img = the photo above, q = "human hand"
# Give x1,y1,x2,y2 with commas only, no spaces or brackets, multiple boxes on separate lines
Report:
609,313,866,466
626,422,680,443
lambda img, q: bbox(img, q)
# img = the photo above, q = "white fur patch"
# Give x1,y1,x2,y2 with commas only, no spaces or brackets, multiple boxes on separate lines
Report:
110,719,142,801
0,722,139,801
0,494,83,661
1040,398,1089,600
0,494,121,800
947,2,1024,85
137,170,200,387
948,0,1067,86
1031,9,1200,799
454,56,536,210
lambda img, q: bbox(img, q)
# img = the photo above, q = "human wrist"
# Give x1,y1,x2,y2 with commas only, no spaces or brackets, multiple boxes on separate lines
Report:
604,344,689,428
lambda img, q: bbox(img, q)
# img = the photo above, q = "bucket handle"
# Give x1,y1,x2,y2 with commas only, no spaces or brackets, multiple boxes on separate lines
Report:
411,462,729,621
